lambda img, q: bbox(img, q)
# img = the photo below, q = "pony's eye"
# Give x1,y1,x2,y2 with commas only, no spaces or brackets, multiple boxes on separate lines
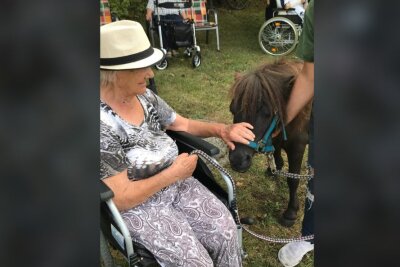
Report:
256,103,264,112
258,106,271,117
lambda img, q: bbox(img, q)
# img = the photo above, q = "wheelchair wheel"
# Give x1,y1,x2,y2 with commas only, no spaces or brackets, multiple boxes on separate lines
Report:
258,17,299,56
192,52,201,68
225,0,250,10
155,59,168,70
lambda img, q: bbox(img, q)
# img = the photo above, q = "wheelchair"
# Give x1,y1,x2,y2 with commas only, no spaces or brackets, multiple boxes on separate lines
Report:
148,0,201,70
100,120,245,266
258,0,304,56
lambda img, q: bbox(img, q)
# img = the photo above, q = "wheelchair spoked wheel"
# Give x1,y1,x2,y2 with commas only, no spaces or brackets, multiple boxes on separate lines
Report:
225,0,250,10
258,17,299,56
155,58,168,70
192,52,201,68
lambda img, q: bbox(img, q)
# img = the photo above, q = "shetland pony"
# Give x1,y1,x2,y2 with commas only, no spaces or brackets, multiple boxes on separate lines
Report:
229,60,311,226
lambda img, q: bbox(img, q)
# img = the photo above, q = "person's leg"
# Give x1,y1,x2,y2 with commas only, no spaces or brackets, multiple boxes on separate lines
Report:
278,108,314,267
174,177,242,267
301,107,314,239
121,183,213,267
265,0,276,20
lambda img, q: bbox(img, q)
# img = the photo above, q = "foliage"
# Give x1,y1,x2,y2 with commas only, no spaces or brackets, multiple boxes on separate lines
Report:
108,0,147,21
107,0,265,21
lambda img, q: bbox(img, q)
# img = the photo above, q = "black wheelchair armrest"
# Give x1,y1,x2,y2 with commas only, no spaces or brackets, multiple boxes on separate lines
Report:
275,7,295,11
100,179,114,202
166,130,220,157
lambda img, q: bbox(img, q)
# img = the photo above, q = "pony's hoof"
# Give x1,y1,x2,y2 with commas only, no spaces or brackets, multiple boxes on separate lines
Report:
240,217,256,225
279,216,296,228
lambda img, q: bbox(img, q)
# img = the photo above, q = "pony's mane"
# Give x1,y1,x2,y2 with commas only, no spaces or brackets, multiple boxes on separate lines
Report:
230,59,302,126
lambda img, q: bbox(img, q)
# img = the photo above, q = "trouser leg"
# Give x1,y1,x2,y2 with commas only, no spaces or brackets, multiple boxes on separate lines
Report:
174,177,242,267
301,108,314,241
121,184,213,267
301,178,314,238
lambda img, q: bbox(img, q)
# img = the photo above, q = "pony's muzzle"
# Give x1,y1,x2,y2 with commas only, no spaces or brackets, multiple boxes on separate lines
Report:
229,149,253,172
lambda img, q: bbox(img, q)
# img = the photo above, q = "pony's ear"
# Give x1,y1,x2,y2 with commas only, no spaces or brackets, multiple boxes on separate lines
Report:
234,72,242,81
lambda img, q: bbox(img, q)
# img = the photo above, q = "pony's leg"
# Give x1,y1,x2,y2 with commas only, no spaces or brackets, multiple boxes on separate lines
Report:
274,147,285,170
280,142,307,227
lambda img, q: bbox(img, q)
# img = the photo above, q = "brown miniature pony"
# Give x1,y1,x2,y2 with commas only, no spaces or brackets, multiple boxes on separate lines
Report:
229,59,311,227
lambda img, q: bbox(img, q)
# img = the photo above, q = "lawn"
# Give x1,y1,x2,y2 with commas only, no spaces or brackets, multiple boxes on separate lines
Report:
107,3,313,267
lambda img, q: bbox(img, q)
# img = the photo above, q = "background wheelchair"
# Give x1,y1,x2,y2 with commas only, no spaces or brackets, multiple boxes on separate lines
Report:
258,0,304,56
148,0,201,69
100,86,245,266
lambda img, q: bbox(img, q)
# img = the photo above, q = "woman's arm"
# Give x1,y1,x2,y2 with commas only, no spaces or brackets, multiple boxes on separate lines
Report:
102,153,198,211
272,62,313,138
285,61,314,124
145,0,154,21
167,114,255,150
145,8,153,21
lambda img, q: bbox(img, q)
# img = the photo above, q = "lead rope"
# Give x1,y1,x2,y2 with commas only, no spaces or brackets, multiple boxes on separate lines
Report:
191,149,314,243
266,154,314,180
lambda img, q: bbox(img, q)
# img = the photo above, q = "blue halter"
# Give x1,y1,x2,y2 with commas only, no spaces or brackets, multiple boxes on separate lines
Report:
247,114,287,153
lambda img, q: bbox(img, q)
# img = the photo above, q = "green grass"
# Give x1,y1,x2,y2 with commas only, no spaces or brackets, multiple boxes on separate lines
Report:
107,5,313,267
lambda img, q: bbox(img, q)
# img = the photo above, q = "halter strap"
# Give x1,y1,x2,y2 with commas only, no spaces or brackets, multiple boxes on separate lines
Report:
247,114,287,153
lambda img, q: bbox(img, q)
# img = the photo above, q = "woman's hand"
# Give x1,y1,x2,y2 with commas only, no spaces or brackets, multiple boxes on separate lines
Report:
145,9,153,22
220,122,255,150
165,153,198,182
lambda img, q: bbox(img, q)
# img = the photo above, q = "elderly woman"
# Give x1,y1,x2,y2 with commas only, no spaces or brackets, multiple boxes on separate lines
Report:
100,20,254,267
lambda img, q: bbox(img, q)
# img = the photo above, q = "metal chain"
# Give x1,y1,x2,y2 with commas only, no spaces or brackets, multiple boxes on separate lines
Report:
267,153,314,180
191,150,314,243
241,226,314,243
272,169,314,180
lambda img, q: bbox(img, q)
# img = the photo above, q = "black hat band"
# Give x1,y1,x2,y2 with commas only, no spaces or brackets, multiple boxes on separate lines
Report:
100,47,154,66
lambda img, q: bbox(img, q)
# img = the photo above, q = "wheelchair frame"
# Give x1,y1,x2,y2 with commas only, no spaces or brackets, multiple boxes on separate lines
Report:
100,130,245,267
258,0,304,56
149,0,201,70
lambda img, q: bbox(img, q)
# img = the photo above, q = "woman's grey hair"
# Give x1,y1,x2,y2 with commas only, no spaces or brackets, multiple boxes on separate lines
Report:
100,70,117,88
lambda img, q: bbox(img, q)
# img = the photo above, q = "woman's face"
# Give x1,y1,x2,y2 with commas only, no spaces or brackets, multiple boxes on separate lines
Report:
116,67,154,95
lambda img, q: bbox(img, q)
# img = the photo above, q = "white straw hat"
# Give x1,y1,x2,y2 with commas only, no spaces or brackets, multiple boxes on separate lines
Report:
100,20,164,70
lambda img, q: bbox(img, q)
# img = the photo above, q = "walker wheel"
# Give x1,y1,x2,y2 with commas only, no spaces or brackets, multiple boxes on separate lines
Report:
192,53,201,68
155,59,168,70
